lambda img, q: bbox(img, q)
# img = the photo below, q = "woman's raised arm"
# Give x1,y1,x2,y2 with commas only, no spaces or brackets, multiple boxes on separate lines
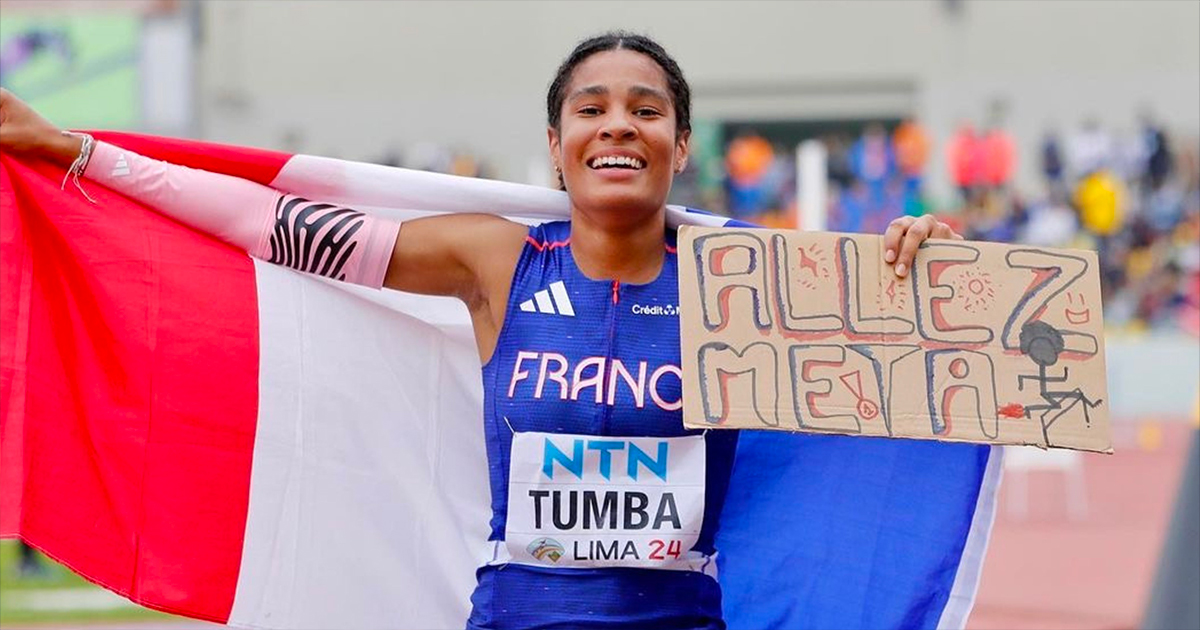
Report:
0,88,523,306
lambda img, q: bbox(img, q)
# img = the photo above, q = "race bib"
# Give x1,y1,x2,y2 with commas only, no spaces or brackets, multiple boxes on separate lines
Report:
504,431,706,570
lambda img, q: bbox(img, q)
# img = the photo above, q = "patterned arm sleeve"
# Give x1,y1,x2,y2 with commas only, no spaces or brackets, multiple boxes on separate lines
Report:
84,141,399,288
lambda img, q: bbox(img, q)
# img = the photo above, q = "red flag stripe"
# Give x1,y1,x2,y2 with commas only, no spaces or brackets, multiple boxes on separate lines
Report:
1,138,288,621
91,131,291,185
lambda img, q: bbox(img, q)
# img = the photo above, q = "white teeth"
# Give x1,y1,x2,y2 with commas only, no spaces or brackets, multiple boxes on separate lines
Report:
590,155,644,169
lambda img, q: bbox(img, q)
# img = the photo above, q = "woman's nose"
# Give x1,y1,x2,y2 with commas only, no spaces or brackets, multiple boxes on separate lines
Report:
599,112,638,140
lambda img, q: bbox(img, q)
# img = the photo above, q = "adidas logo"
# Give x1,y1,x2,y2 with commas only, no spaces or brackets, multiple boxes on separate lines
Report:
519,280,575,316
111,153,131,177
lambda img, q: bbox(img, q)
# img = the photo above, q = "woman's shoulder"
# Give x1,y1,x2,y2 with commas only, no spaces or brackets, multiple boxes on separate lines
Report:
526,220,572,246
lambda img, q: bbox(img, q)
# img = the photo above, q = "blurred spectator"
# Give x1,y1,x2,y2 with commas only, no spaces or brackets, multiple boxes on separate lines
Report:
828,123,913,233
1074,168,1127,298
724,132,791,221
1020,189,1079,247
1140,110,1175,192
404,141,453,173
893,119,930,215
1041,129,1066,193
1076,169,1126,238
451,153,486,179
1136,260,1184,329
981,125,1016,190
963,189,1024,243
850,123,895,204
824,133,855,189
1068,118,1116,178
894,119,930,178
947,122,985,202
830,180,870,234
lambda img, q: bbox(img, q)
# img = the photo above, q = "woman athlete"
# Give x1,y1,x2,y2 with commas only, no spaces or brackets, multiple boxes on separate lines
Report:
0,32,960,630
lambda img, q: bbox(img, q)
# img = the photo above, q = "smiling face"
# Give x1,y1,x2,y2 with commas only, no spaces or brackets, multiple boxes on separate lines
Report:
548,49,690,227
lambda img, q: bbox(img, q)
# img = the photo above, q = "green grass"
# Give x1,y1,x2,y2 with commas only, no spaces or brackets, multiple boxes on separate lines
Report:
0,14,141,129
0,540,181,625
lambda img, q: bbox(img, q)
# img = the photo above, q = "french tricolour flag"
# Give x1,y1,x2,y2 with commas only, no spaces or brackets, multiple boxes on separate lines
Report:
0,132,1001,630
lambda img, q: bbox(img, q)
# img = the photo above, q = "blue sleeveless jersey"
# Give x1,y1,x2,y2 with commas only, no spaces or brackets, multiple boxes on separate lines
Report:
468,221,738,630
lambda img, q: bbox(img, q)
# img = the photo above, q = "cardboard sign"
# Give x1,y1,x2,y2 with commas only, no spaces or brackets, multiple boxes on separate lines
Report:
678,227,1112,453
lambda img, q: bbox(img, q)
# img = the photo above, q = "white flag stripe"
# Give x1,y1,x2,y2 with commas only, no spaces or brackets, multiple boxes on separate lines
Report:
229,260,491,629
549,281,574,316
936,447,1005,630
267,154,726,228
534,290,554,314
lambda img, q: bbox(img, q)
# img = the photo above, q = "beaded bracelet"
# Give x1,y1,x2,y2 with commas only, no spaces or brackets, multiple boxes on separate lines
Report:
60,130,97,203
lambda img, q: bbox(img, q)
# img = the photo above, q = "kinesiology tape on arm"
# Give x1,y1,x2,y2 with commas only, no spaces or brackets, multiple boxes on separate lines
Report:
83,141,400,288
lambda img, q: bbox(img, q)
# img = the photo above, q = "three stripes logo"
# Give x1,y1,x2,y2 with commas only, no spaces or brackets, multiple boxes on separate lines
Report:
111,153,131,177
519,281,575,317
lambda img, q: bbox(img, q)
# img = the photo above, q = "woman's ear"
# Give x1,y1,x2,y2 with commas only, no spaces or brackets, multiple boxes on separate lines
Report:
547,126,566,190
675,129,691,173
547,126,561,173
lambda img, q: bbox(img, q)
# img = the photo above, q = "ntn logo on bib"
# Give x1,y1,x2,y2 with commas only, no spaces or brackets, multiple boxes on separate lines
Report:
542,437,673,482
506,432,707,570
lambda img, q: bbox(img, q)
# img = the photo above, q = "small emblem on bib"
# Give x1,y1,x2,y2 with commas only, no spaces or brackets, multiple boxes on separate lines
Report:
526,537,565,563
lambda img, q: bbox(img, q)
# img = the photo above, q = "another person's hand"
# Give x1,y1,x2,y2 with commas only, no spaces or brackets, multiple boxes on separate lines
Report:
0,88,80,167
882,214,963,278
